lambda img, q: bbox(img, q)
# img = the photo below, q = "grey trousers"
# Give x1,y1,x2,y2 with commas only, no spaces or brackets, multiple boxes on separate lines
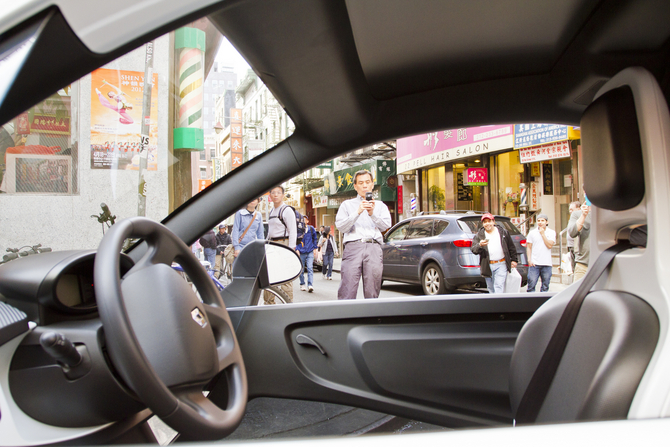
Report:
337,241,383,300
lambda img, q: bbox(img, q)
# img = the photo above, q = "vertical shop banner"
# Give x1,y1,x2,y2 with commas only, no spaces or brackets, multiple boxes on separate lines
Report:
397,185,403,214
90,68,159,170
542,163,553,195
230,107,243,170
529,182,540,210
198,179,212,192
15,113,30,134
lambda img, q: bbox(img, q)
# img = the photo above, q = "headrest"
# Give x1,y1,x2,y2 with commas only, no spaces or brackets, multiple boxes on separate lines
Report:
580,86,644,211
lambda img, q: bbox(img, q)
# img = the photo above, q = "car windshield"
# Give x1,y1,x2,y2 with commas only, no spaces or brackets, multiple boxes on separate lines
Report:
0,19,295,254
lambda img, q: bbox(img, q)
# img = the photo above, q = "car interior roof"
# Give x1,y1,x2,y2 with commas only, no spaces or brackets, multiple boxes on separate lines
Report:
212,0,670,151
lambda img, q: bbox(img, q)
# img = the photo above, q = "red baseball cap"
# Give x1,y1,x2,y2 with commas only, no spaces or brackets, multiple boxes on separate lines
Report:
481,213,495,221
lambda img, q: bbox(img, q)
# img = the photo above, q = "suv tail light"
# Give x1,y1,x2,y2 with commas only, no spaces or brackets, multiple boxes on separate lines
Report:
453,239,472,247
519,239,527,247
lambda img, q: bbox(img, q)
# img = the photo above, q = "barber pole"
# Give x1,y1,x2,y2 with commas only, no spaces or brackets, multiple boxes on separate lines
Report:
173,27,206,152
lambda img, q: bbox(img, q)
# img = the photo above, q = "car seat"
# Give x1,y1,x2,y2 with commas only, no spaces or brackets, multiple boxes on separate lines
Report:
508,67,670,423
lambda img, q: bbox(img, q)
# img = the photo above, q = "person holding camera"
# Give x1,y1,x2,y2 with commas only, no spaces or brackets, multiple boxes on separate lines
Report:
335,170,391,300
568,198,591,281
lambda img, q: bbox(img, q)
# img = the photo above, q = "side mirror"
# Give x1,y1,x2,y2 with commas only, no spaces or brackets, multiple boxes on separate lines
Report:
265,242,302,285
221,240,301,308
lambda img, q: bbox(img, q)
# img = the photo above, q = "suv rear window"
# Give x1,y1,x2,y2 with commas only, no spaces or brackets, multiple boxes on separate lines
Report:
457,217,521,235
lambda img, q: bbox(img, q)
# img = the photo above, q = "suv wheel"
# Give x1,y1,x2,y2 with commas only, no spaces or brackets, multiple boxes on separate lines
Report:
422,262,446,295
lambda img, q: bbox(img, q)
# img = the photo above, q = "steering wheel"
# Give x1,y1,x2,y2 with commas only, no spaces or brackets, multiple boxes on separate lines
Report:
94,217,247,440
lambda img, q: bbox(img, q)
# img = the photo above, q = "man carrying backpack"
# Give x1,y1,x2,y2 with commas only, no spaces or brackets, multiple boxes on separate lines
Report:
297,215,319,292
265,185,298,303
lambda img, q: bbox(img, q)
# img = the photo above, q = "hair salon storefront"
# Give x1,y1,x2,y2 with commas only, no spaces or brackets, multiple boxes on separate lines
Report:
397,125,521,218
396,124,581,233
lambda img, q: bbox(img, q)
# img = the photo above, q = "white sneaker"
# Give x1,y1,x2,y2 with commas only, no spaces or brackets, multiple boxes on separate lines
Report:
300,285,306,291
328,277,333,280
308,285,314,293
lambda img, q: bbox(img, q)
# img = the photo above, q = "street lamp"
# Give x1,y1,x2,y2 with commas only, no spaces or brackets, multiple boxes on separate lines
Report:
213,121,223,134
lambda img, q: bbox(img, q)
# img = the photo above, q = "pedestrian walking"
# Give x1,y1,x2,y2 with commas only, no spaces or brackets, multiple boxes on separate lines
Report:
318,227,339,280
526,214,556,292
335,170,391,300
215,224,232,278
568,198,591,281
231,198,264,258
265,186,297,304
297,215,319,292
565,201,580,271
198,228,217,270
470,213,518,294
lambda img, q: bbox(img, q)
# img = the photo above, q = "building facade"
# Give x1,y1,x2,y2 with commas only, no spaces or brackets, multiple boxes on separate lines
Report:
396,124,582,236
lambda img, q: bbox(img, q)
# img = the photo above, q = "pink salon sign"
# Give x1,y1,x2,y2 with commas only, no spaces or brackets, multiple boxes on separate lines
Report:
396,125,514,173
464,168,488,185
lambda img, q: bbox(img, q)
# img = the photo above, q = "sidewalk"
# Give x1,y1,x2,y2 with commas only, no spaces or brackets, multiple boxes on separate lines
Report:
332,257,570,293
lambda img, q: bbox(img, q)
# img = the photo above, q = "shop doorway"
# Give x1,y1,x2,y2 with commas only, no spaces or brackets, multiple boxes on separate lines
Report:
452,159,486,211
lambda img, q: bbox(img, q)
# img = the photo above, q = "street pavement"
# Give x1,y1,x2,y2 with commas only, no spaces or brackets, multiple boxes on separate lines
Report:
289,257,569,302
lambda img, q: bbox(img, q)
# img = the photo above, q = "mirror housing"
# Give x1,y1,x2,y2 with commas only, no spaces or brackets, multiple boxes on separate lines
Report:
221,240,301,308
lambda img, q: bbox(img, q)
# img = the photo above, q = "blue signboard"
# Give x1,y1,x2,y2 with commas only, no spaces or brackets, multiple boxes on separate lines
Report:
514,124,568,149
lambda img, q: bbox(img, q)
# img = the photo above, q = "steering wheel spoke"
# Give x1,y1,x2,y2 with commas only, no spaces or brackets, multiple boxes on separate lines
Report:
95,217,247,440
202,303,244,372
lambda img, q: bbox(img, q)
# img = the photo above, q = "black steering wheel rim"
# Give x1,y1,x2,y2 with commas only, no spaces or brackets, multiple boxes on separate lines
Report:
94,217,247,440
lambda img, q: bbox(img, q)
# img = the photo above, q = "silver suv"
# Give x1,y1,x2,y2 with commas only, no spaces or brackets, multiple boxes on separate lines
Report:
382,213,528,295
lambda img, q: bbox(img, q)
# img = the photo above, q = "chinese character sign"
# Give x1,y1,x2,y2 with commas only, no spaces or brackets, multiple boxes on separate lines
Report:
529,182,540,211
230,108,242,123
90,68,159,170
514,124,568,149
230,108,243,170
518,141,570,163
30,114,70,135
397,125,513,173
464,168,488,186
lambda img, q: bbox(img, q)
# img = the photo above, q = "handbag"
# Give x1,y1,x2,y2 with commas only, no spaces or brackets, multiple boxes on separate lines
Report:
224,244,235,264
504,267,522,293
561,252,573,274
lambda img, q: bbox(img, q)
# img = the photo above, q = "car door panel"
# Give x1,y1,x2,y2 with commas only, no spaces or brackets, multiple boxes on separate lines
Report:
226,294,551,428
382,222,411,280
397,219,435,281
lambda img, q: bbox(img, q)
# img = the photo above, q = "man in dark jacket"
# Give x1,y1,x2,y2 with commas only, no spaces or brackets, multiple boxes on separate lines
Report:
470,213,518,293
297,215,319,292
198,229,217,270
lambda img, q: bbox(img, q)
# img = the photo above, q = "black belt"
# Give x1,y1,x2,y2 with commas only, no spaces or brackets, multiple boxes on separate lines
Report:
346,238,381,245
271,237,288,241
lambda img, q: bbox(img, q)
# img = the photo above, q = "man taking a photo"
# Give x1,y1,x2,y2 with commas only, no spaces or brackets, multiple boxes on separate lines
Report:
526,214,556,292
335,170,391,300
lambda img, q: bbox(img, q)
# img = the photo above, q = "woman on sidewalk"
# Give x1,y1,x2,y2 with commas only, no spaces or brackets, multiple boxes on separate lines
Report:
318,227,339,280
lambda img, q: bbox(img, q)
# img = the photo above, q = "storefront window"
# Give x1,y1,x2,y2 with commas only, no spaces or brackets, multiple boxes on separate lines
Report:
496,151,524,217
0,89,77,194
424,165,445,212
